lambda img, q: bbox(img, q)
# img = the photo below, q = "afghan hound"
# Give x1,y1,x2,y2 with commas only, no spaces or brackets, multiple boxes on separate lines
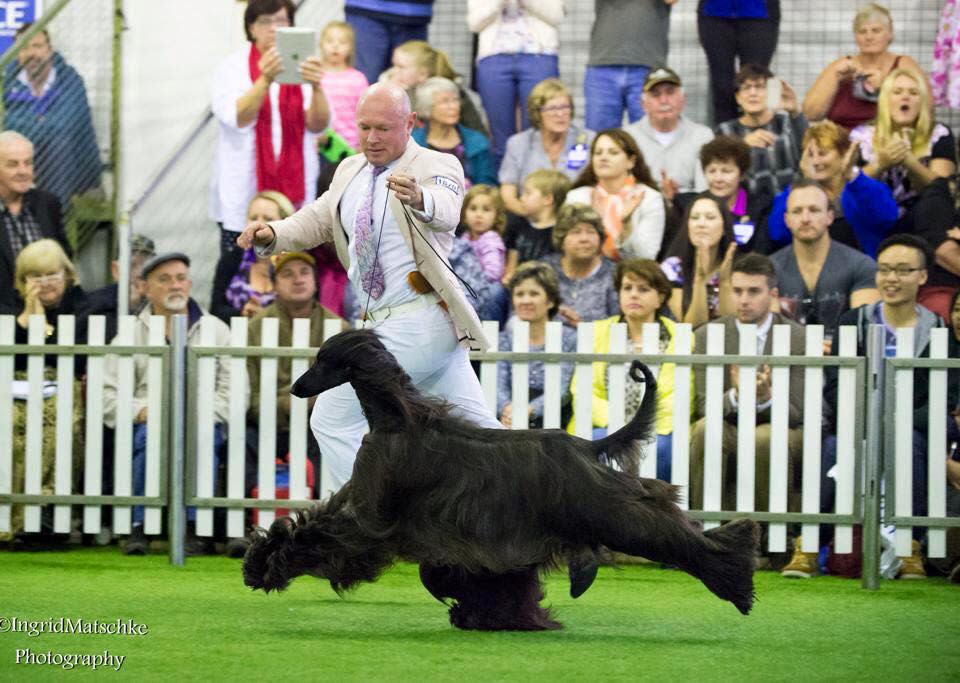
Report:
243,329,759,630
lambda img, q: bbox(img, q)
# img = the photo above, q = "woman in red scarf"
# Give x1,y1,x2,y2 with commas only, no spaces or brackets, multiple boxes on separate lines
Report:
210,0,330,318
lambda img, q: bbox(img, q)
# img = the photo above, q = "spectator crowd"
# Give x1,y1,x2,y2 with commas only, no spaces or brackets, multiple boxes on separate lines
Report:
2,0,960,583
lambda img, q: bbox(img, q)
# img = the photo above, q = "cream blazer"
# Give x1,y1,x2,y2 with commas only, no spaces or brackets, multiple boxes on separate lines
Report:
263,138,490,350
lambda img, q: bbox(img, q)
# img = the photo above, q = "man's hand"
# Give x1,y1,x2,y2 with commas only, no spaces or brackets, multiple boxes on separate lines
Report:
136,407,148,423
756,364,773,404
236,221,276,250
387,173,424,211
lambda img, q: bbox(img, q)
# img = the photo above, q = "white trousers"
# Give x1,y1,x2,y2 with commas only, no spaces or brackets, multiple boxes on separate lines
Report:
310,303,502,491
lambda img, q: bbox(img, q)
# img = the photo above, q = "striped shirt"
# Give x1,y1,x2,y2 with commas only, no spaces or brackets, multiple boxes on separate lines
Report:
717,111,806,203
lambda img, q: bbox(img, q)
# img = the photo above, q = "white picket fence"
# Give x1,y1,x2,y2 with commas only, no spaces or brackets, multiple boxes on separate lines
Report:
1,314,956,568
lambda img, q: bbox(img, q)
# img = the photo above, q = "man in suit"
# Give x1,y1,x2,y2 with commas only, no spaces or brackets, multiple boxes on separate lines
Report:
0,130,67,313
689,253,806,515
238,82,501,489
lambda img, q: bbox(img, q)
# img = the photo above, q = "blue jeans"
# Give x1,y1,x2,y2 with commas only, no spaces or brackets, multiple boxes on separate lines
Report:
132,422,223,526
475,54,559,168
822,430,929,539
583,65,650,132
345,11,429,85
591,428,672,482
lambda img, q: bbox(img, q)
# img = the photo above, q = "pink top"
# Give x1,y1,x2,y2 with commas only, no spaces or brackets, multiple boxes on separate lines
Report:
320,67,368,149
465,231,506,282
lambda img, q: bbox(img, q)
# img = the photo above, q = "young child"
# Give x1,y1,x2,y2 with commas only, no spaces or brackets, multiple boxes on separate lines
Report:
502,169,571,284
318,21,368,150
460,185,507,283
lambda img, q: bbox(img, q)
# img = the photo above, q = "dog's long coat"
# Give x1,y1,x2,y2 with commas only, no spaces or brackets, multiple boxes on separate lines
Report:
243,329,759,630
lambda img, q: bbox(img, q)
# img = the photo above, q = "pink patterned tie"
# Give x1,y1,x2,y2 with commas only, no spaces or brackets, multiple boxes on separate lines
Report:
354,164,388,300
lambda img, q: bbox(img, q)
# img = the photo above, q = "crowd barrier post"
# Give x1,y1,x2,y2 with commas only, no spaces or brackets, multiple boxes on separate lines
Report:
167,314,188,566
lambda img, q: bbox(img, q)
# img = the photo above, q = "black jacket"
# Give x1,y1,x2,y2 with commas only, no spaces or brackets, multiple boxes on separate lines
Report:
0,188,67,312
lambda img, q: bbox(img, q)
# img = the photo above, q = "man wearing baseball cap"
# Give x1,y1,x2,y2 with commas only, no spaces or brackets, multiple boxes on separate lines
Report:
622,66,714,207
228,250,348,558
102,251,239,556
78,234,156,342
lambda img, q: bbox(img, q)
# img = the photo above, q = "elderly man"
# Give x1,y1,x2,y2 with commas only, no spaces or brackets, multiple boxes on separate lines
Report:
238,82,502,491
0,130,67,313
3,24,102,207
79,234,155,342
103,253,234,555
622,67,715,202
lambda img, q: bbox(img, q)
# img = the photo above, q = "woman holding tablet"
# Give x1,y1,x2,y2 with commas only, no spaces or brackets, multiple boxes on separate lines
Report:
209,0,330,315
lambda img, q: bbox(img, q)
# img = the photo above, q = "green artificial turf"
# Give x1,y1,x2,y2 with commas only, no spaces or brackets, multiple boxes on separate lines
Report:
0,548,957,681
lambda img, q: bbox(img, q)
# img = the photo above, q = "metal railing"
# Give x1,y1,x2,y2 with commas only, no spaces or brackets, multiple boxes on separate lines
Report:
1,316,956,588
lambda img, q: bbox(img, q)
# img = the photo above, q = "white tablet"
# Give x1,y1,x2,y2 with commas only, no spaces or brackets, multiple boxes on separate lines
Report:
275,28,318,85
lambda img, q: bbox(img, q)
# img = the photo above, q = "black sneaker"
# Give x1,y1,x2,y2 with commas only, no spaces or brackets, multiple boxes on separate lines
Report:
123,526,149,556
225,536,251,559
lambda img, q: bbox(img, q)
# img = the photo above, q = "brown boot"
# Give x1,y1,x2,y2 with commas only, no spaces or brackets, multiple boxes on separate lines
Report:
781,536,818,578
897,540,926,580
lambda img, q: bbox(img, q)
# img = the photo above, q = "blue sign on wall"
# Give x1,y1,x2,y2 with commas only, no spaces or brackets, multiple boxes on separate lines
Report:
0,1,42,57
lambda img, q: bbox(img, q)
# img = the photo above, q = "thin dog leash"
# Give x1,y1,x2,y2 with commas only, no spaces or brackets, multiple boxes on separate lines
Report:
361,172,479,320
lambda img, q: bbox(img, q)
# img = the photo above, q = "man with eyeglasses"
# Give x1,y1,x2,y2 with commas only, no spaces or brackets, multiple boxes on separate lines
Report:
770,179,879,345
102,253,238,556
0,130,68,314
814,233,960,580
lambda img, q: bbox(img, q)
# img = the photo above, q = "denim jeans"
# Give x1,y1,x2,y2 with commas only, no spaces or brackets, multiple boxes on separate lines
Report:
822,430,929,540
345,11,429,85
475,53,559,168
583,65,650,132
131,421,223,526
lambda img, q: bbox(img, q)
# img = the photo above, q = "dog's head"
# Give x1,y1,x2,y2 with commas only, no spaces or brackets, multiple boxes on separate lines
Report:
291,328,391,398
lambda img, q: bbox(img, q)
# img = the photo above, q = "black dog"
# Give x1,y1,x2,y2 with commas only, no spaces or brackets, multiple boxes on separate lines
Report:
243,329,759,630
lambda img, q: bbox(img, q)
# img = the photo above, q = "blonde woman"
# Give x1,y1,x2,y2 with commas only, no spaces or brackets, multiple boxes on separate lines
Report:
850,68,956,228
4,239,85,546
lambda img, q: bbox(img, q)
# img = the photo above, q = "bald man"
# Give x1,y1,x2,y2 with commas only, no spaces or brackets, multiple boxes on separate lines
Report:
238,83,501,490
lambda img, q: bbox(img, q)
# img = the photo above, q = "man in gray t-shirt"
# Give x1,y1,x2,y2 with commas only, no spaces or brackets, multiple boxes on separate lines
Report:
584,0,675,131
769,181,879,339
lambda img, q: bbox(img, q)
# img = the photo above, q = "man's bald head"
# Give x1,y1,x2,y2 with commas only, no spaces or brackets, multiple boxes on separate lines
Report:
357,82,412,119
356,83,417,166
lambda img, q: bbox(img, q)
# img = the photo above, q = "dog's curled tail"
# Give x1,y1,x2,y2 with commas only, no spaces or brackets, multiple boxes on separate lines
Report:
590,361,657,474
698,518,761,615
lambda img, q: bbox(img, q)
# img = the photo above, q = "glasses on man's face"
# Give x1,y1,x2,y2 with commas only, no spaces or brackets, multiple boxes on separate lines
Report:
25,271,64,285
254,15,290,27
877,266,923,278
539,104,572,115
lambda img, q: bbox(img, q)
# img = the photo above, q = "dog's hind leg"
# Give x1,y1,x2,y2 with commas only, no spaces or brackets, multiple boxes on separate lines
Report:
579,477,760,614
